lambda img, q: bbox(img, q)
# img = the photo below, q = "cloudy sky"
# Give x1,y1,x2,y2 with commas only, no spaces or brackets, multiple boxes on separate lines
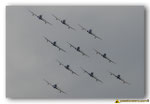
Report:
6,6,145,99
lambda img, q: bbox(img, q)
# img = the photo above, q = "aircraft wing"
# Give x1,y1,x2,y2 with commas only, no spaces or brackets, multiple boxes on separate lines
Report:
55,45,66,52
79,50,90,58
59,89,67,94
52,14,61,22
43,37,55,45
28,10,38,17
43,36,52,43
43,79,53,86
91,33,102,40
119,77,130,85
109,72,117,77
56,60,65,66
94,49,103,56
105,57,116,64
56,87,67,94
43,36,49,42
93,76,103,83
69,69,79,76
65,23,76,31
67,42,77,50
78,24,87,31
80,67,91,75
41,18,53,25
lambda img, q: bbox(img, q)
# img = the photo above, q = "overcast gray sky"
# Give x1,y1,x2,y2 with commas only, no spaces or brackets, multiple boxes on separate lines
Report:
6,6,145,99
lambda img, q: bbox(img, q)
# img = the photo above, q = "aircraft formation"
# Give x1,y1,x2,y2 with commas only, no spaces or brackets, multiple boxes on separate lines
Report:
28,9,130,95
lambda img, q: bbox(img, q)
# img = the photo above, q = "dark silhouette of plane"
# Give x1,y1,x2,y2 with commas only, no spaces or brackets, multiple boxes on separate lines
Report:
109,72,130,85
52,14,75,31
80,67,103,83
67,42,89,57
43,36,66,52
28,10,52,25
43,79,67,94
78,24,102,40
94,49,116,64
56,60,79,76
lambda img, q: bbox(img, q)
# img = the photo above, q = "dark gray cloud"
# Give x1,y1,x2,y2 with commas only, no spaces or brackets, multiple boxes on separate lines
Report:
6,6,144,98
